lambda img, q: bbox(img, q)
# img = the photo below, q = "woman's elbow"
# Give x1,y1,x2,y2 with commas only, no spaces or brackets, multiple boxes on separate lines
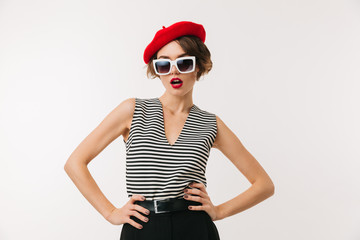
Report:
256,177,275,198
63,158,83,173
264,179,275,197
267,182,275,197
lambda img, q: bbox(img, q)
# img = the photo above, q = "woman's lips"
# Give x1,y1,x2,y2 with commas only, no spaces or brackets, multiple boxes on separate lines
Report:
170,78,183,88
171,82,183,88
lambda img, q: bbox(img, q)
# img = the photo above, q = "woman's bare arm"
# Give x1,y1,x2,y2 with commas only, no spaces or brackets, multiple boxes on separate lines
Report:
212,115,275,220
64,98,135,220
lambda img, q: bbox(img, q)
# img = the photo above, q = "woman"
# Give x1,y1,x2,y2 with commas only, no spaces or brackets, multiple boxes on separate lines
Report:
64,21,275,240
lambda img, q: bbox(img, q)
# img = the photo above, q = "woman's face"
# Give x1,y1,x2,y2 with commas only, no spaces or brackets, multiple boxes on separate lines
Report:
156,40,199,97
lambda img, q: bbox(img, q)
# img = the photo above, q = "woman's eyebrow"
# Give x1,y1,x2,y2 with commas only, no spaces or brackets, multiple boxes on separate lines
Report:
158,53,188,59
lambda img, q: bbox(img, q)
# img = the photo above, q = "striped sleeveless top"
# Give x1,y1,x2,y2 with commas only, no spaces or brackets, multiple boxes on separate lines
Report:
123,97,217,201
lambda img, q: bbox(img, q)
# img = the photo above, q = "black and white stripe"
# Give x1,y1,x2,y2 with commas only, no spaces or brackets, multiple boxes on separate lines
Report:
123,97,217,200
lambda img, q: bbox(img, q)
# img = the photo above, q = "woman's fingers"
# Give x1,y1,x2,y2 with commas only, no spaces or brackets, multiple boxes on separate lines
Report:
131,195,150,215
126,210,148,229
190,182,208,194
125,195,150,229
129,210,149,223
184,189,205,199
133,203,150,216
184,183,208,200
185,194,205,204
106,195,150,226
127,218,144,229
131,194,146,202
184,182,217,216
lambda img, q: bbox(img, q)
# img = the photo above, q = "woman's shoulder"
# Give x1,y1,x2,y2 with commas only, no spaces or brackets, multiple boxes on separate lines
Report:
129,96,158,104
193,103,217,118
120,96,153,104
115,98,136,121
119,97,158,113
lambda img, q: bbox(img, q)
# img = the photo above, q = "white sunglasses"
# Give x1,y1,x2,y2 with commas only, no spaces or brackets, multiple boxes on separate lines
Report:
153,56,196,75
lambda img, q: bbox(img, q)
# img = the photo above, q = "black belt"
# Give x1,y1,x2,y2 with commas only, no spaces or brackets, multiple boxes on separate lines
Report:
134,198,202,214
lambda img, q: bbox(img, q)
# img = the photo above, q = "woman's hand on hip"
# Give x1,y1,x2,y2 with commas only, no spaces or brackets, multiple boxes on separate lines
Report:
105,195,150,229
183,182,221,221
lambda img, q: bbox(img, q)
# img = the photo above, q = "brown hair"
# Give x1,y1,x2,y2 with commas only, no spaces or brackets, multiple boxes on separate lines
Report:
145,35,213,81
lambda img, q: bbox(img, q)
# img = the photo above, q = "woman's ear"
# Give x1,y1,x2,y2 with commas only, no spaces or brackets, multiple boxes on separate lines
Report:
194,64,199,72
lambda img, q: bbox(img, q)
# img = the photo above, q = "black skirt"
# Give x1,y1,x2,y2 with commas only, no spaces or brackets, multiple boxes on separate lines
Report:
119,208,221,240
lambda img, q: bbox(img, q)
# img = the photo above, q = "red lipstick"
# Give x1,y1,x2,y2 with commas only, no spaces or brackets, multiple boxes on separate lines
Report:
170,78,183,88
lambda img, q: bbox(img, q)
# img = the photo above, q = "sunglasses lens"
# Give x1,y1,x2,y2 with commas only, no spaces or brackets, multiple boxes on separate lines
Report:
155,61,170,74
177,58,194,72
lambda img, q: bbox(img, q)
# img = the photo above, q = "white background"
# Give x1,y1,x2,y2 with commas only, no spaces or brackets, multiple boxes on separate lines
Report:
1,0,359,239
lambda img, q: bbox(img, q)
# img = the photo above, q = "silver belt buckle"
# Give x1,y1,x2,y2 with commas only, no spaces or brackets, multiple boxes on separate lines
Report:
154,199,170,214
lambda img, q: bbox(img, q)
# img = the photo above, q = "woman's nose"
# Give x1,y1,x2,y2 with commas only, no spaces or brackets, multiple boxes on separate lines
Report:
170,64,179,74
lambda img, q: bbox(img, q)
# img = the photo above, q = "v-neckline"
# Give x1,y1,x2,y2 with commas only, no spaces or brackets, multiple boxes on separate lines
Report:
156,97,195,147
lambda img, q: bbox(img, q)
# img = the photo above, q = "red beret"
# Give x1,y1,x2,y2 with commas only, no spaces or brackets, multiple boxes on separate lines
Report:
143,21,206,64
